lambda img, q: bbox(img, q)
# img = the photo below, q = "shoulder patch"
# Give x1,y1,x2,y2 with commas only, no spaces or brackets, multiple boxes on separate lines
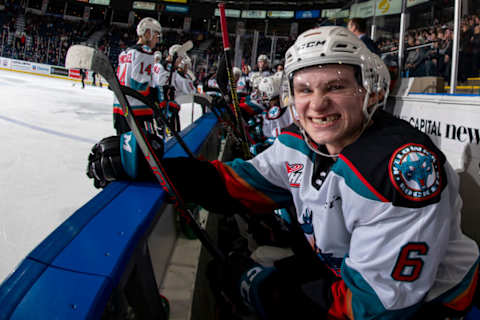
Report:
266,106,281,119
389,143,442,201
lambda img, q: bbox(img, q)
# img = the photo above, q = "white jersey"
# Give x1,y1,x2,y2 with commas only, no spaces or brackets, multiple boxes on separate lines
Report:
236,74,249,95
152,62,168,87
213,110,479,318
172,71,196,96
113,44,155,133
261,105,293,138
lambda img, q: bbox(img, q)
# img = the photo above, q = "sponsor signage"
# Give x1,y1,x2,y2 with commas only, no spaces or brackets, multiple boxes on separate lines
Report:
163,0,187,3
11,59,31,71
375,0,401,17
350,1,374,18
51,66,69,77
89,0,110,5
391,95,480,171
267,11,294,19
241,10,266,19
295,10,320,19
214,8,241,18
349,0,425,18
69,68,82,79
164,4,189,13
1,58,11,68
321,8,349,18
31,64,50,74
133,1,156,10
407,0,429,7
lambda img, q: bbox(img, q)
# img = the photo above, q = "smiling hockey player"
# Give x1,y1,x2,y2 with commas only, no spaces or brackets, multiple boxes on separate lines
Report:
88,26,479,319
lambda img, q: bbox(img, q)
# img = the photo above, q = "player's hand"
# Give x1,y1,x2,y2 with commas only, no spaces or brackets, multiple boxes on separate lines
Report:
86,135,127,188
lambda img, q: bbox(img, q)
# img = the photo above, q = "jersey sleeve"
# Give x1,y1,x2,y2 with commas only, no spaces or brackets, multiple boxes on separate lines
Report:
212,139,293,213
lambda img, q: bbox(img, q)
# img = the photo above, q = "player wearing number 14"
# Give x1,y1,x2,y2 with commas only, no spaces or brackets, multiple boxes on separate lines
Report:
113,17,162,134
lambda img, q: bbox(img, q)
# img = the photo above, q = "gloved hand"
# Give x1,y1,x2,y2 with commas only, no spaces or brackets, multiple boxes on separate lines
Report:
86,133,165,188
86,135,127,188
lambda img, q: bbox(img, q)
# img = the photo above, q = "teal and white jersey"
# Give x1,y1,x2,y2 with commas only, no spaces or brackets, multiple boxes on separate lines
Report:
216,110,479,318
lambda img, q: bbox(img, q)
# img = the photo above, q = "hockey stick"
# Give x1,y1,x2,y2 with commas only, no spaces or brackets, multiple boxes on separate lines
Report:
65,45,226,263
119,85,196,159
218,2,252,159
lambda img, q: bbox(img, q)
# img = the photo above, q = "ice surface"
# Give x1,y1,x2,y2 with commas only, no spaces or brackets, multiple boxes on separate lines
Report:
0,69,203,283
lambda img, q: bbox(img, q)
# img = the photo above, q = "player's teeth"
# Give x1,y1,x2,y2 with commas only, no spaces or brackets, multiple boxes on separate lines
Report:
312,115,339,124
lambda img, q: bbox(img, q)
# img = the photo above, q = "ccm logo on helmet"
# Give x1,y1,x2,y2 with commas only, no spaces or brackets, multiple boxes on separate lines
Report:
296,40,325,51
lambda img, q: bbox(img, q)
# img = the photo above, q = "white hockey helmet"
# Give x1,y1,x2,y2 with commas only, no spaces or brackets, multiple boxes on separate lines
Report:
257,54,269,63
258,76,281,101
136,17,162,40
232,67,242,79
284,26,389,121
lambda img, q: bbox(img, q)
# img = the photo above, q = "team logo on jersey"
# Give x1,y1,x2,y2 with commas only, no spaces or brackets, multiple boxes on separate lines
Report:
286,162,303,187
266,106,281,120
389,143,441,201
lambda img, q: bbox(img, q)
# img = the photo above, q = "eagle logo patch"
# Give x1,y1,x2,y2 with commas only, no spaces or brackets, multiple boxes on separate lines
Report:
389,143,441,201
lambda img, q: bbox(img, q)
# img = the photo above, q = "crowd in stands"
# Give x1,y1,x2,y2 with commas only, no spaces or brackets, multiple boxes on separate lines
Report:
2,3,480,84
378,14,480,82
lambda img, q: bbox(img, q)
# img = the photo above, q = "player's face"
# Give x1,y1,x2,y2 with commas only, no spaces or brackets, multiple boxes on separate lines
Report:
150,31,161,48
292,64,366,155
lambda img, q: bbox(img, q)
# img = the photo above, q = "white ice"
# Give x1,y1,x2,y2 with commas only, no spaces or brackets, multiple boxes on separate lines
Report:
0,69,203,283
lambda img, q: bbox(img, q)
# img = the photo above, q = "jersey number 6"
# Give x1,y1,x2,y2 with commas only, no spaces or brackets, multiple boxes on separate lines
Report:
391,242,429,282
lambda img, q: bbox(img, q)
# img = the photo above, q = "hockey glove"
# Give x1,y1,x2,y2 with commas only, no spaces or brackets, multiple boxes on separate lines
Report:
87,135,128,188
87,133,164,188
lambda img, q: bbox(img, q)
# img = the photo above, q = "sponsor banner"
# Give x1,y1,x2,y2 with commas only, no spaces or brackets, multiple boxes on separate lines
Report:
164,4,188,13
267,11,294,19
407,0,429,7
321,8,349,18
133,1,156,10
51,66,69,77
11,59,32,71
295,10,320,19
214,8,241,18
89,0,110,5
241,10,267,19
31,63,50,74
69,68,82,79
375,0,402,17
350,1,374,18
390,95,480,171
1,57,11,69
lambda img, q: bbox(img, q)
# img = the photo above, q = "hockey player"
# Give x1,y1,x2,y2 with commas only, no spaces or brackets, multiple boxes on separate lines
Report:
113,17,162,135
248,74,293,155
87,26,479,319
152,50,168,88
257,74,292,140
172,54,196,96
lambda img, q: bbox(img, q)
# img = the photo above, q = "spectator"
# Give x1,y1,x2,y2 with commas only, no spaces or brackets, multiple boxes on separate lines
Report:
404,35,426,77
347,17,381,55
